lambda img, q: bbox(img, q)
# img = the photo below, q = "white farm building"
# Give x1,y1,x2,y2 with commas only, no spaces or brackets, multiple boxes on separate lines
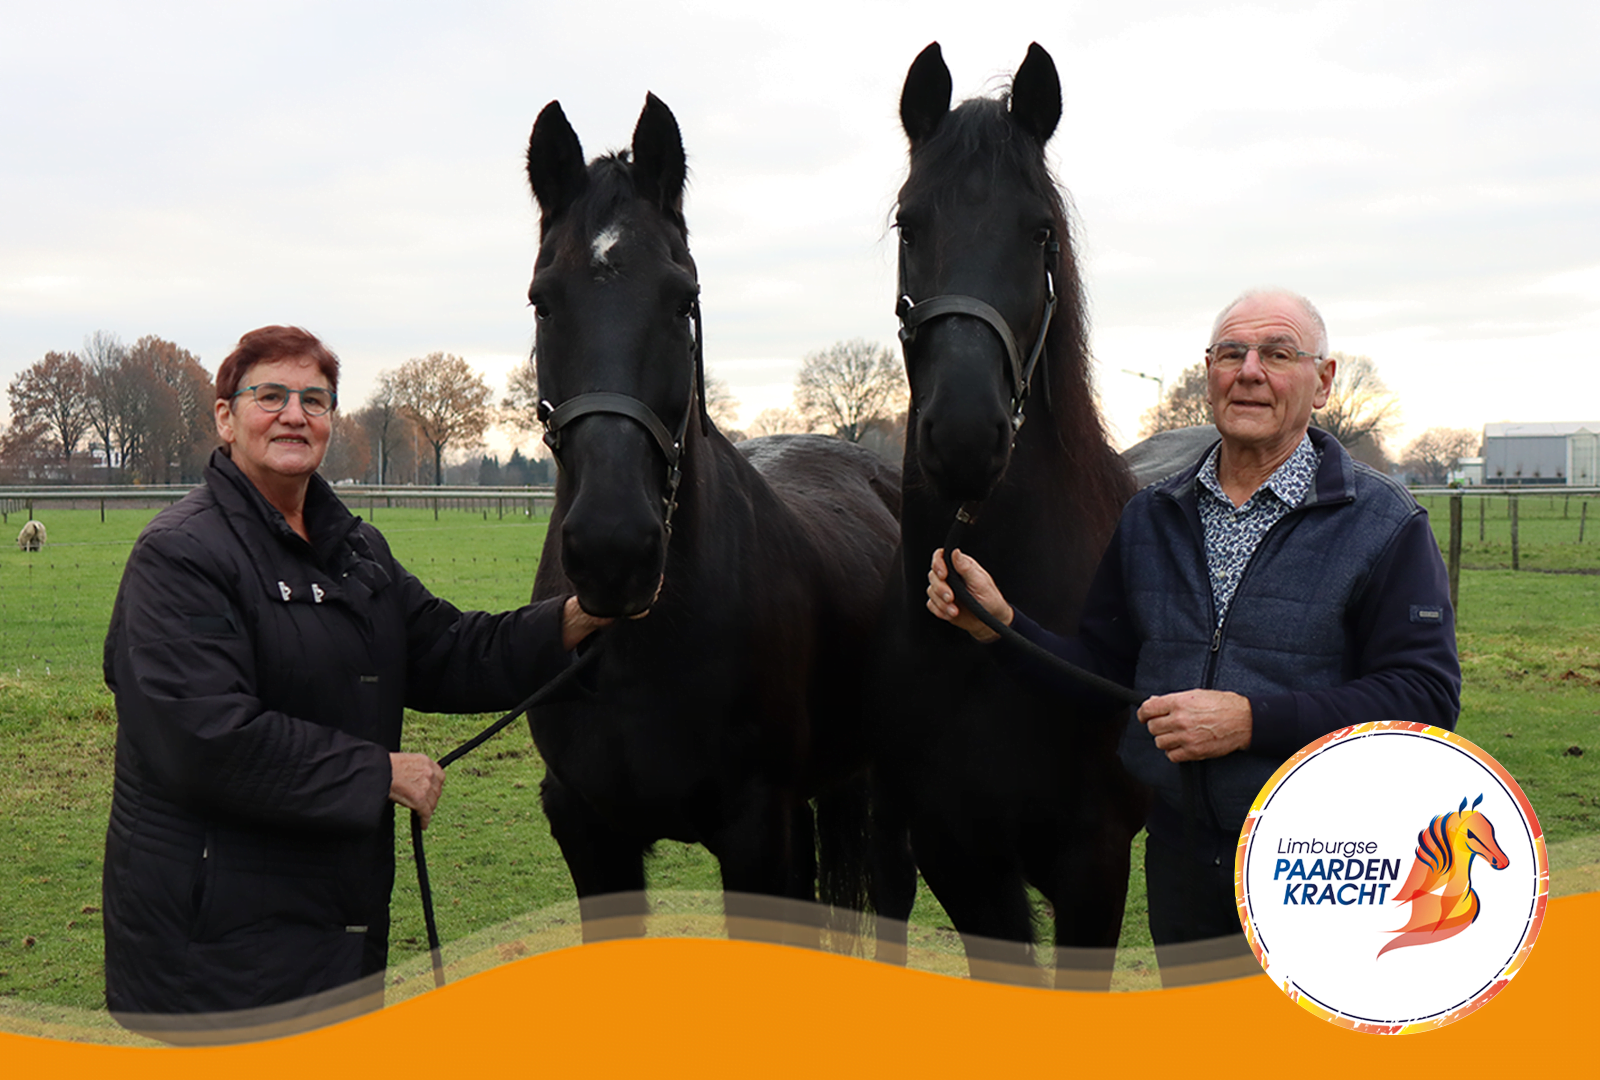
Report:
1481,422,1600,486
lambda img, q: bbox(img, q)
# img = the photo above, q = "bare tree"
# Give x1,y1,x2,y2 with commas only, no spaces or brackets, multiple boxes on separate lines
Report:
1312,352,1399,454
1402,427,1480,485
703,372,741,436
81,330,131,474
794,339,906,443
1137,363,1213,437
321,409,373,483
391,352,493,486
500,361,541,437
747,407,810,439
360,373,414,485
7,351,93,473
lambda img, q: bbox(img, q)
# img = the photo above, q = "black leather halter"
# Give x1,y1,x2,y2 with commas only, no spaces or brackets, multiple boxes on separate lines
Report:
895,239,1060,434
537,300,710,534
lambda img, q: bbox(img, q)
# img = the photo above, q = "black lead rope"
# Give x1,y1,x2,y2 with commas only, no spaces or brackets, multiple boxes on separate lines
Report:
939,513,1205,933
934,531,1145,710
409,634,609,989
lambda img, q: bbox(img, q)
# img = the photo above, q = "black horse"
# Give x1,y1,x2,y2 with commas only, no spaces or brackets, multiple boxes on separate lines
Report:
523,94,901,940
870,43,1146,985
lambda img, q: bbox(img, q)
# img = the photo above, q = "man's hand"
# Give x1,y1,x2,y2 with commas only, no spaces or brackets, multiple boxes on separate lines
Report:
1136,690,1253,762
926,547,1013,643
389,752,445,828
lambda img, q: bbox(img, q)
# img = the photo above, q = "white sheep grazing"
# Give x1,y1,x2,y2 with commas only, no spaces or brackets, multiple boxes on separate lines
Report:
16,519,46,551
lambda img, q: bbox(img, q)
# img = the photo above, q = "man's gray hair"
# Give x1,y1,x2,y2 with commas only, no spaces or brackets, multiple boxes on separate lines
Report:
1210,287,1329,359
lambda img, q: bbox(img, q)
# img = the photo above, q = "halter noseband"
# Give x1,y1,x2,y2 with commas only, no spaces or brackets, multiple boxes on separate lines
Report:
895,239,1060,433
538,300,709,535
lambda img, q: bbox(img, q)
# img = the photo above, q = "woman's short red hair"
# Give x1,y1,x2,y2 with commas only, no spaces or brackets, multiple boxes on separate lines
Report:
215,326,341,404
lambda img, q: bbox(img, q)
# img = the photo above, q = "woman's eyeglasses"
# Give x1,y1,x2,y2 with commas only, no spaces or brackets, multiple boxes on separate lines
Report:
231,383,337,416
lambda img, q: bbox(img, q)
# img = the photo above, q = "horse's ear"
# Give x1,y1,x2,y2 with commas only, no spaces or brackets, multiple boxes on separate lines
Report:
631,92,687,214
528,101,588,227
1472,793,1484,810
1009,42,1061,144
901,42,952,147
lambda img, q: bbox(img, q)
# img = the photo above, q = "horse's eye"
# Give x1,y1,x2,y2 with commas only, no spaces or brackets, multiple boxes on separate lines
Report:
898,224,915,249
1033,226,1054,247
529,295,550,321
676,298,696,320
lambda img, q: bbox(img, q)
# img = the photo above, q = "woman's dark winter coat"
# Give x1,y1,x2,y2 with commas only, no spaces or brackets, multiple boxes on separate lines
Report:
102,449,569,1017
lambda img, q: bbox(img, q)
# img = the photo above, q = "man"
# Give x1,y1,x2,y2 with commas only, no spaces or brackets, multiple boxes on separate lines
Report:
927,288,1460,982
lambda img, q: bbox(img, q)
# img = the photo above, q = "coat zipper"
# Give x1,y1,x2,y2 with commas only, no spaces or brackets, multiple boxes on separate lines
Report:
1190,496,1314,854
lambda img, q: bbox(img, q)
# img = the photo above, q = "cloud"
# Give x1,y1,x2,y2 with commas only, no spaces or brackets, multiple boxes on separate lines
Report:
2,1,1596,453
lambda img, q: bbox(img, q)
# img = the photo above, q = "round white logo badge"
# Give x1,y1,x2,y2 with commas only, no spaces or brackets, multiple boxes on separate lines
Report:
1235,722,1547,1034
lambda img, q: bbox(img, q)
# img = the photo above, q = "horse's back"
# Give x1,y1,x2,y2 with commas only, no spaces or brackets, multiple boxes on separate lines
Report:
733,432,901,668
737,434,902,543
1120,424,1217,488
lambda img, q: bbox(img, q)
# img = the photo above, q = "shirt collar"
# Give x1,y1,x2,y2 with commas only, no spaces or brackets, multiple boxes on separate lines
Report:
1197,433,1318,510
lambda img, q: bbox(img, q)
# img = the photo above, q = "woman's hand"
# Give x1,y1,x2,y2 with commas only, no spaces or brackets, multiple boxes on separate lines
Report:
926,547,1014,643
561,595,614,650
389,753,445,828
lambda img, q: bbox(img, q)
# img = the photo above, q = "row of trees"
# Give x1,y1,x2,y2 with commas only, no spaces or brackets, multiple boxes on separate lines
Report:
16,331,1480,487
0,334,515,486
1,333,213,483
1136,353,1479,483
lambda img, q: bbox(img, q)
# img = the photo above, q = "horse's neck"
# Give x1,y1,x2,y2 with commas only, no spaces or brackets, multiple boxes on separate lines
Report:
902,410,1110,624
662,427,743,567
1445,814,1479,871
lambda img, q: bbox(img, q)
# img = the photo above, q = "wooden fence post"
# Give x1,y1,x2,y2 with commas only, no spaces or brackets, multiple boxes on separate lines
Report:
1510,494,1520,571
1448,492,1462,614
1479,496,1485,542
1581,499,1589,543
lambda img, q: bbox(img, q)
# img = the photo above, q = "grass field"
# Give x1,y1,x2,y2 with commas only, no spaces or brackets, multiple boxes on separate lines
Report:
1417,491,1600,572
1,497,1597,1026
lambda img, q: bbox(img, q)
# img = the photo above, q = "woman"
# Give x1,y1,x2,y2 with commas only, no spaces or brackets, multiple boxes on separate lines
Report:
101,326,605,1033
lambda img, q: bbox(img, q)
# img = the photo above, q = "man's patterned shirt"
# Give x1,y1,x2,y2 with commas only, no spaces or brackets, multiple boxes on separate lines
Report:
1196,434,1320,628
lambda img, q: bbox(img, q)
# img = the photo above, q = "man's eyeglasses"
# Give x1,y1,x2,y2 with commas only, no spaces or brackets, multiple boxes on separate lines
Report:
231,383,337,416
1206,341,1321,373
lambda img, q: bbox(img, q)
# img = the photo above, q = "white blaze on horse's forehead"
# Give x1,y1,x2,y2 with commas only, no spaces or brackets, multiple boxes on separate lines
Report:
591,224,625,267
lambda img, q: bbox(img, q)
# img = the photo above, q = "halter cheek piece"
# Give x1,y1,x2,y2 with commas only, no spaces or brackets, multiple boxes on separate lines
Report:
895,239,1060,435
538,301,709,535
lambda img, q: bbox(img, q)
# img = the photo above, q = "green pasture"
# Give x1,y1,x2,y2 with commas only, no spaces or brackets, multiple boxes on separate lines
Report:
1,499,1597,1027
1416,491,1599,572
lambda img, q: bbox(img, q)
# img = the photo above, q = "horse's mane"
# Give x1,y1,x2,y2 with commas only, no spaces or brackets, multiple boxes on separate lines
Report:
1416,811,1458,876
898,96,1129,530
548,152,689,261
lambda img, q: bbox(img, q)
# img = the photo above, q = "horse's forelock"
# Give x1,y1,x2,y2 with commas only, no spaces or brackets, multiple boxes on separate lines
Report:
546,153,688,264
900,100,1058,215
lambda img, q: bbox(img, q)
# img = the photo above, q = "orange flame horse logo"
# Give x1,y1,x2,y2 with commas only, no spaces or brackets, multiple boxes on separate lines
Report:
1379,795,1509,958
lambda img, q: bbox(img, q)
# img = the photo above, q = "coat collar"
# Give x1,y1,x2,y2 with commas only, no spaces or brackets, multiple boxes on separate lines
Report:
204,447,361,569
1155,426,1357,509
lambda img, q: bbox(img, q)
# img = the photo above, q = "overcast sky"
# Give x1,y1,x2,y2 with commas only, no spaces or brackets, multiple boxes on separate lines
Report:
3,0,1596,454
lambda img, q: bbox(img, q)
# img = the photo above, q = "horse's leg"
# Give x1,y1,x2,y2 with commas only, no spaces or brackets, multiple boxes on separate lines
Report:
711,784,822,950
1027,810,1131,991
1048,758,1149,988
865,785,917,966
540,773,649,942
911,824,1045,986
